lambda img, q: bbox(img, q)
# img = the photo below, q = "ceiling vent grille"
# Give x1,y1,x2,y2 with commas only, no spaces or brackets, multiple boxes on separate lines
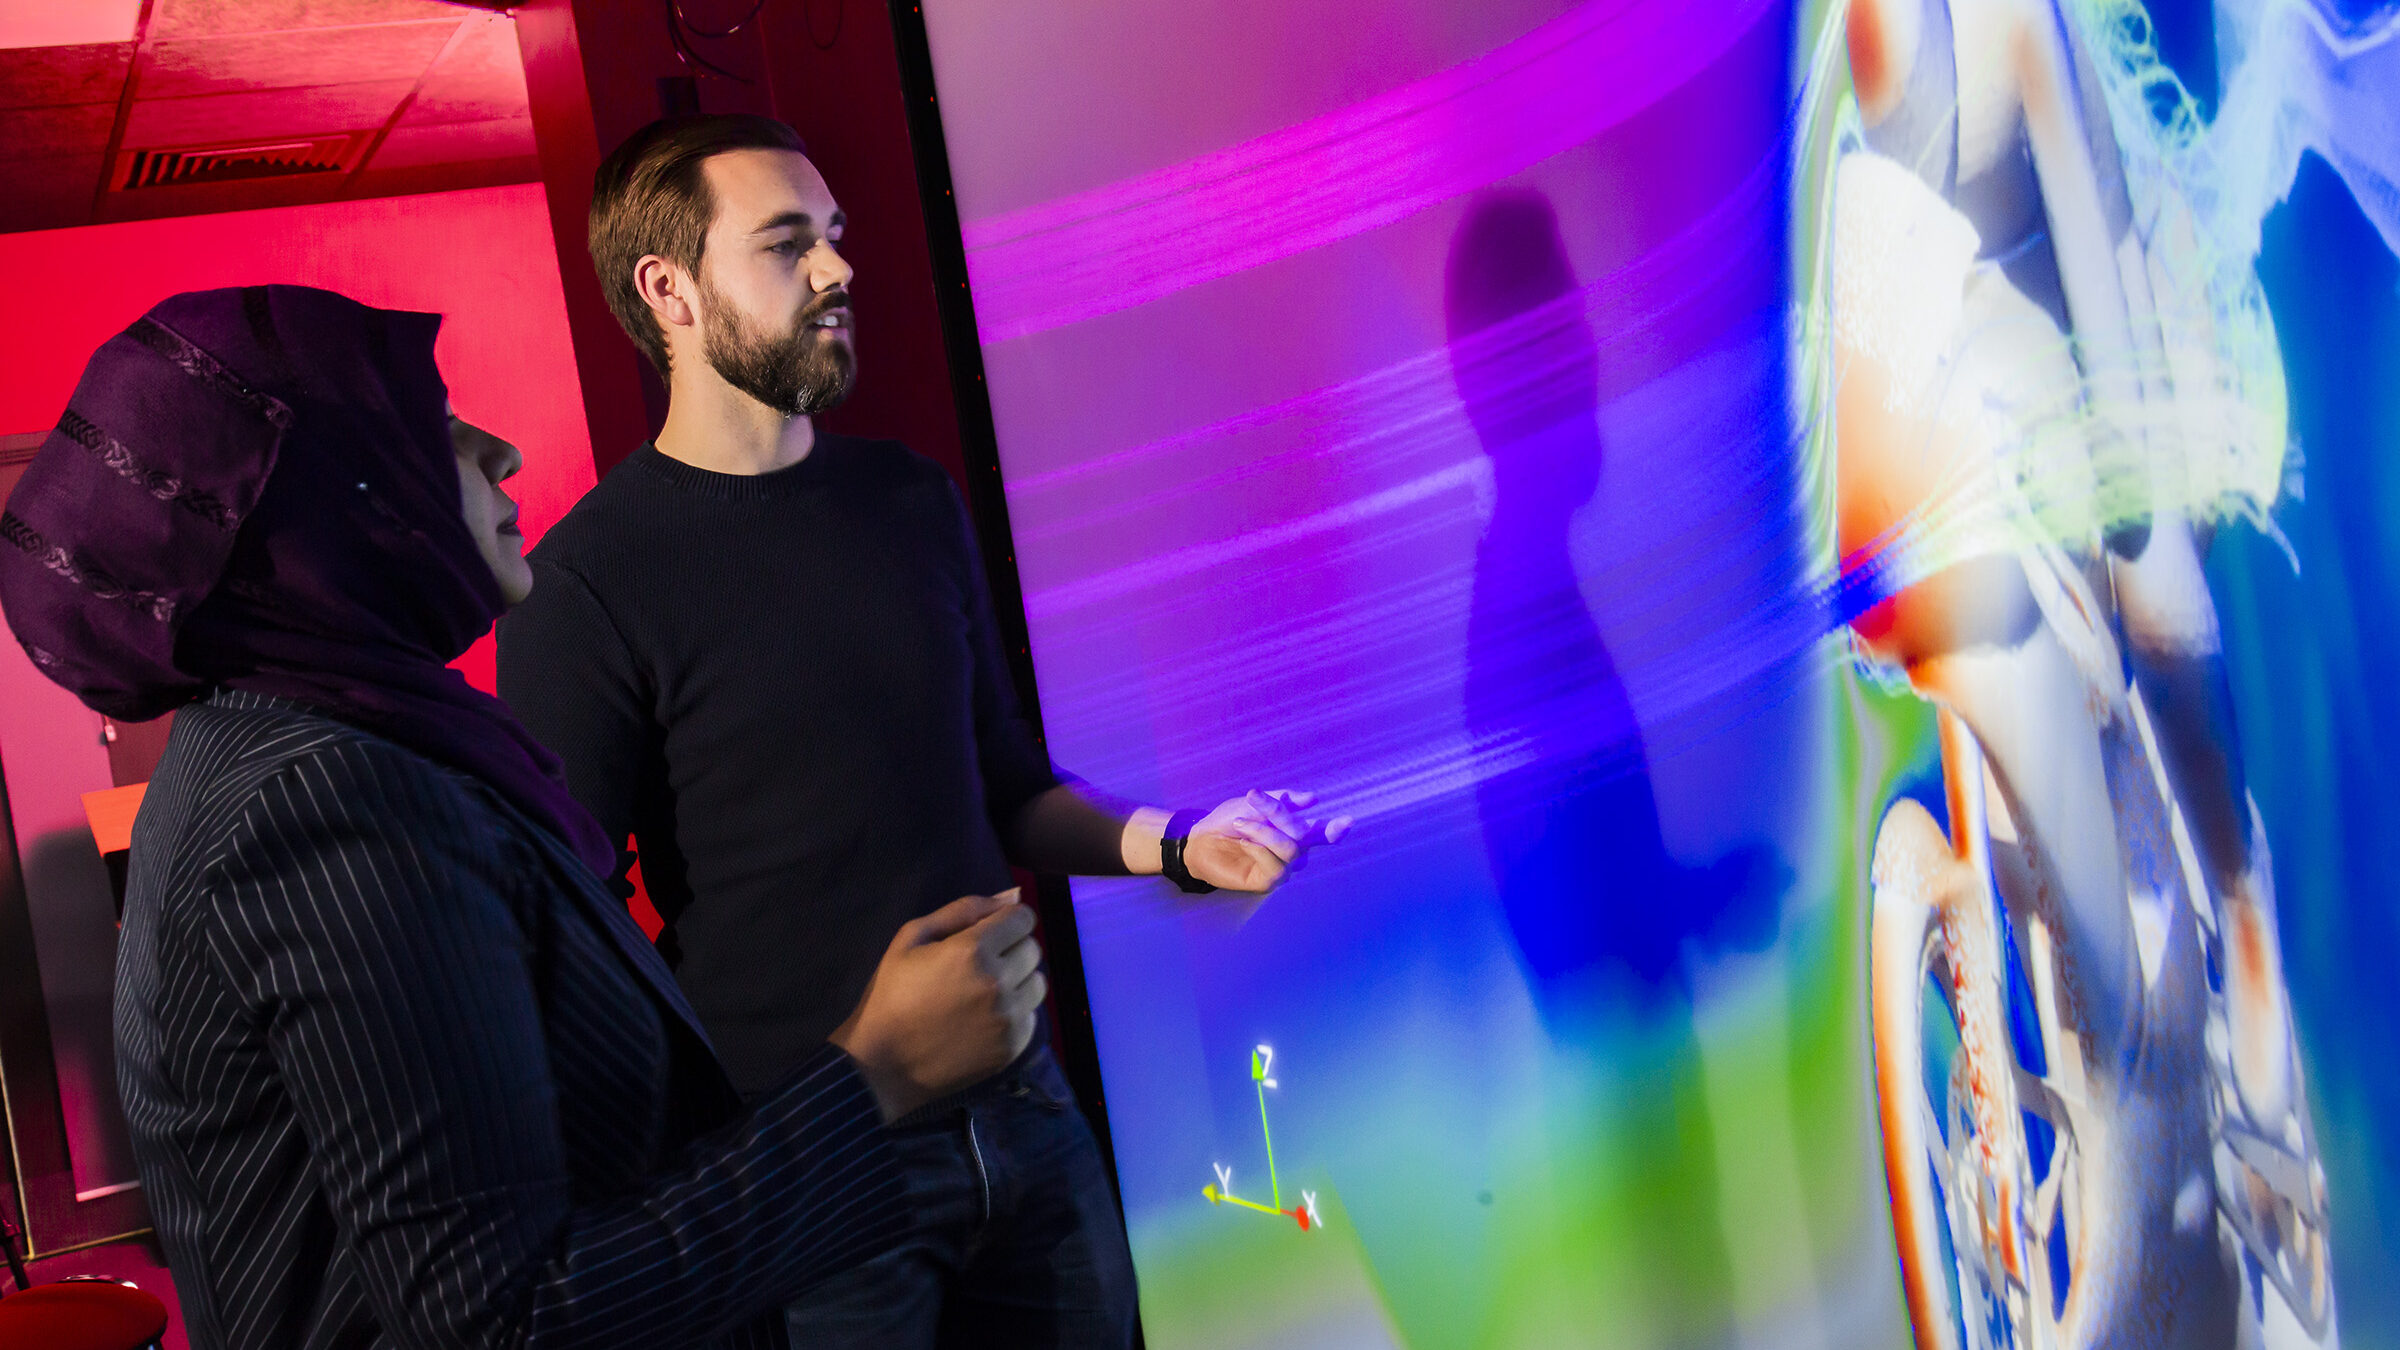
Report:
116,135,359,190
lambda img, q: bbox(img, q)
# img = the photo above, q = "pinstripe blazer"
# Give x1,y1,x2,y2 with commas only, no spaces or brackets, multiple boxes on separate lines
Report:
114,689,905,1350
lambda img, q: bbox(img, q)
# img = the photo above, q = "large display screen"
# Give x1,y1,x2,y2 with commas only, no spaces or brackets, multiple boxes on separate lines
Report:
915,1,2400,1345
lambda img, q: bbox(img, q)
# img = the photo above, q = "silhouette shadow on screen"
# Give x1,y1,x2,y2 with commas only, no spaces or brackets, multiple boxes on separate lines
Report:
1447,189,1780,1025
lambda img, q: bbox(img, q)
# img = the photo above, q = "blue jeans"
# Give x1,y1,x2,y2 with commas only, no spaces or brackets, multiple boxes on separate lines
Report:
785,1047,1138,1349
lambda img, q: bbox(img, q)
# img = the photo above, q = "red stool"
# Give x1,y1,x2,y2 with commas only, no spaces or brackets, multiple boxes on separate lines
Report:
0,1277,169,1350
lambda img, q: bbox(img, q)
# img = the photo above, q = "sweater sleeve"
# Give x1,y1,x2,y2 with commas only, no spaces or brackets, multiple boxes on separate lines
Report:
934,470,1060,832
197,740,904,1350
497,558,650,897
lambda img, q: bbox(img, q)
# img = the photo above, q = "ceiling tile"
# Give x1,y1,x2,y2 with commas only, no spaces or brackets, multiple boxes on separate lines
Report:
0,103,118,158
403,16,527,124
423,11,520,82
124,78,413,146
150,0,464,40
0,151,105,233
0,0,142,50
405,71,527,126
143,20,457,99
0,43,133,111
369,113,533,169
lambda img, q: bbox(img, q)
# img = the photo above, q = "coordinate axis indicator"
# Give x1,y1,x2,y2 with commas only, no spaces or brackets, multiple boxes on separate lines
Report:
1202,1044,1322,1232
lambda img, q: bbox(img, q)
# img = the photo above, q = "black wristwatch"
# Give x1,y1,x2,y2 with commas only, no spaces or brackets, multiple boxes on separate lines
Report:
1160,809,1218,894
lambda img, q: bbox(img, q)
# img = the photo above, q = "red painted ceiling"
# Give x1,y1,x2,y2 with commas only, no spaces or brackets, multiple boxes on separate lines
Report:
0,0,536,234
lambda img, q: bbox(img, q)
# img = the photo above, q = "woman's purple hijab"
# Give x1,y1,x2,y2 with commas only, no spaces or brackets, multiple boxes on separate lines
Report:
0,285,616,876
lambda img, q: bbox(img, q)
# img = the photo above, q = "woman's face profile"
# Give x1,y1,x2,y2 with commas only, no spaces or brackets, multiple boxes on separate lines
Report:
449,410,534,607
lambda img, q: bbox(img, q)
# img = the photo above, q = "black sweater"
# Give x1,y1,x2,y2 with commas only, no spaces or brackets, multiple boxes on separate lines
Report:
496,438,1056,1095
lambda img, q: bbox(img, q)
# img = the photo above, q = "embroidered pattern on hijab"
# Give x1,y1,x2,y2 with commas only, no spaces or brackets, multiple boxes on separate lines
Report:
0,285,617,876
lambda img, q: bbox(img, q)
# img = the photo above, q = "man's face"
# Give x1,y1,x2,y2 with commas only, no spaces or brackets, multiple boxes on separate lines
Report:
692,148,854,417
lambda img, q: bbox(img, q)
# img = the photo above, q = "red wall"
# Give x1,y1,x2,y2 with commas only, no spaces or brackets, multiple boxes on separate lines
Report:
0,182,596,691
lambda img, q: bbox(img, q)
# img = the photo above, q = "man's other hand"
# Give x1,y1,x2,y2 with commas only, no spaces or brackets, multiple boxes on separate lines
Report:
829,890,1045,1123
1185,790,1353,894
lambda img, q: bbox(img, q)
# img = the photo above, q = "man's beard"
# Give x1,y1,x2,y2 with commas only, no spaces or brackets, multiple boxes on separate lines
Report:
699,281,855,417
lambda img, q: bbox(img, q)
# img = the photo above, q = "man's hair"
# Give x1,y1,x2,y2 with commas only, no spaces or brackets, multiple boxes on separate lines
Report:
588,114,808,375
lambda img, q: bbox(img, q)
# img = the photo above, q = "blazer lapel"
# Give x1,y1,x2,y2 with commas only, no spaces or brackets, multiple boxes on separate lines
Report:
513,806,728,1061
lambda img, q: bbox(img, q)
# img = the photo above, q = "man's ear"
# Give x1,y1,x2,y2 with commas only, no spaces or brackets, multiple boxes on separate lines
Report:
634,254,697,333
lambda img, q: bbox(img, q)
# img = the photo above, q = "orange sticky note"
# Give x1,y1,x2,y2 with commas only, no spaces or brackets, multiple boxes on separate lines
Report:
81,782,148,856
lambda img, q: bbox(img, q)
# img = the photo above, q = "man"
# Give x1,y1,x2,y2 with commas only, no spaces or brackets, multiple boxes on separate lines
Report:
497,115,1347,1347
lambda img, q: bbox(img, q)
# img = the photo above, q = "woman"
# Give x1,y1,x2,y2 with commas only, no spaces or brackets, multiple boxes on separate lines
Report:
0,286,1045,1350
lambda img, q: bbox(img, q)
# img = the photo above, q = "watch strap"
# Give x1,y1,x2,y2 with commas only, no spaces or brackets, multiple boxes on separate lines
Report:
1161,809,1218,894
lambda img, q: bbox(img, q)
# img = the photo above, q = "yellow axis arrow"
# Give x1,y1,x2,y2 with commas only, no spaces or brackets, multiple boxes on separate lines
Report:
1201,1184,1288,1218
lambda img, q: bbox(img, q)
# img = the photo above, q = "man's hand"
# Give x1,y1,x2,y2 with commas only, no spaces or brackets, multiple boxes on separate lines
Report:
1182,790,1352,894
828,890,1045,1123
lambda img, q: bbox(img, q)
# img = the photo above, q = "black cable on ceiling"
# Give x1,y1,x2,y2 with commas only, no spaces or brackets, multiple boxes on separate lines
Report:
667,0,770,83
804,0,842,52
675,0,769,39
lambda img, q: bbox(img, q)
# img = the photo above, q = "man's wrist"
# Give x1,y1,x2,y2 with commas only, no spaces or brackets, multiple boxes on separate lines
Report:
1160,809,1220,894
1120,806,1171,874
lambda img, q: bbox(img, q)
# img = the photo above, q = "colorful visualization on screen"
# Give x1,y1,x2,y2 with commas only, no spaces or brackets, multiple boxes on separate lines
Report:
916,1,2400,1346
